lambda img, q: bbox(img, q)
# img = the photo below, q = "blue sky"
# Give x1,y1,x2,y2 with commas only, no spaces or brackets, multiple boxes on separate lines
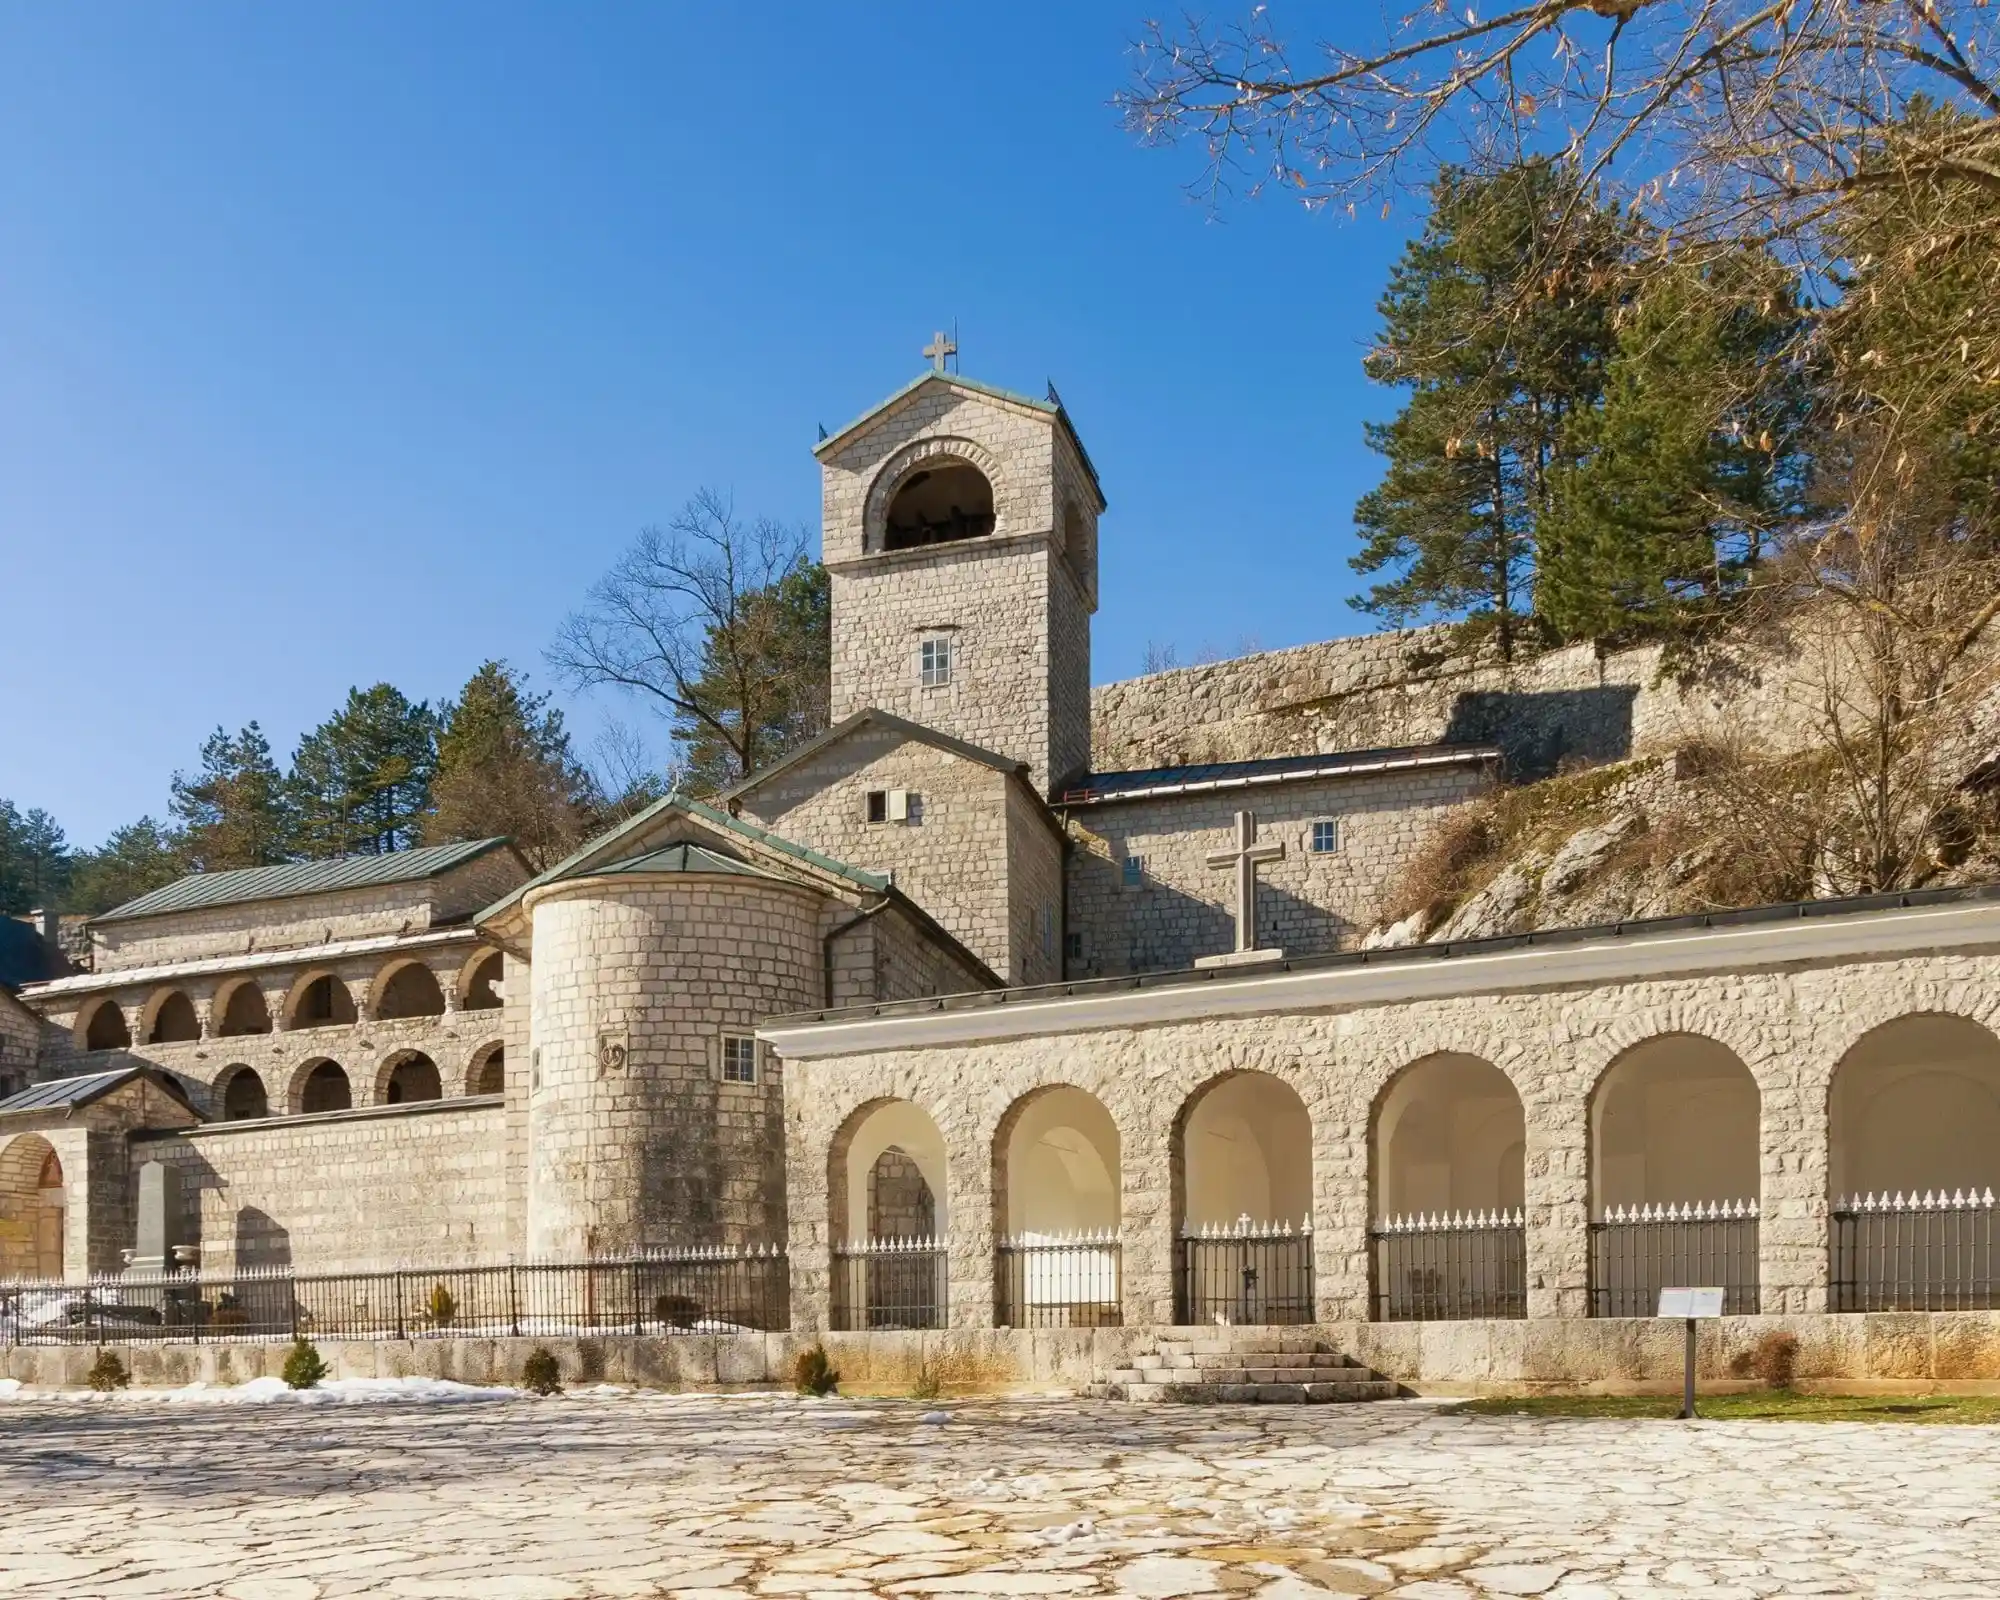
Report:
0,4,1418,848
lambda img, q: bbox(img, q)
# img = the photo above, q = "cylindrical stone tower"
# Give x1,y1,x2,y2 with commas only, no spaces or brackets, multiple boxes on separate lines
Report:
524,871,821,1256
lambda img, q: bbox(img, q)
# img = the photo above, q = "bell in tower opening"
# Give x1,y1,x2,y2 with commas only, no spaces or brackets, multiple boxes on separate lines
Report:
883,461,997,550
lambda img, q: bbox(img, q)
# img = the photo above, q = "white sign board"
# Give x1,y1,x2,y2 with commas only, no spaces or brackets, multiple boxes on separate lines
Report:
1658,1286,1726,1319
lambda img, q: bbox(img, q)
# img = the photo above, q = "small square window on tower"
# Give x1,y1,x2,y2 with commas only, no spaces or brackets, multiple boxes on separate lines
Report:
865,790,888,823
919,634,954,688
1121,855,1145,889
721,1035,758,1085
1310,819,1340,855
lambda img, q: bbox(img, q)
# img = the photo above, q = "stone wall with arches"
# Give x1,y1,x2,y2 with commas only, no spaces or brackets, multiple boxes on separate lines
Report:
774,912,2000,1328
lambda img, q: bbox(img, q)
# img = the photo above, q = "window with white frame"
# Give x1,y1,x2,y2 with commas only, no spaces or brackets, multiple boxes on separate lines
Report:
919,634,954,688
1309,818,1339,854
721,1035,758,1084
1121,855,1144,889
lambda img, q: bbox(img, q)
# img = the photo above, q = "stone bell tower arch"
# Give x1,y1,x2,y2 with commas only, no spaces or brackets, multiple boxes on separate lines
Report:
815,366,1104,796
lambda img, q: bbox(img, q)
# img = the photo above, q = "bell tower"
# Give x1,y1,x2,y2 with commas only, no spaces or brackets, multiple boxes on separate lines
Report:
814,363,1103,796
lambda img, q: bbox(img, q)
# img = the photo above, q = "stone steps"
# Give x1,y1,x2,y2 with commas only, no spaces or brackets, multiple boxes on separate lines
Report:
1090,1332,1398,1406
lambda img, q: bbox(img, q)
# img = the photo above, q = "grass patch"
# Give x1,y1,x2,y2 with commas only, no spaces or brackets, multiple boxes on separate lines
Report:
1449,1391,2000,1424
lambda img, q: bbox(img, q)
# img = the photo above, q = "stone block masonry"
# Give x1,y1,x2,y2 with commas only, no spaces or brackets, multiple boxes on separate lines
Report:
135,1097,507,1272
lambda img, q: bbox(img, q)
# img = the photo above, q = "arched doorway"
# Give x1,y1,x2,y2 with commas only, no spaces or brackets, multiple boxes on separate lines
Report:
1589,1034,1762,1315
146,990,200,1044
1370,1054,1526,1320
380,1052,441,1105
375,962,445,1020
993,1086,1121,1326
215,982,272,1037
288,974,356,1029
1173,1071,1313,1324
83,1000,130,1052
219,1066,269,1121
0,1136,65,1278
462,952,503,1011
828,1099,948,1330
468,1042,505,1096
296,1060,351,1115
1829,1014,2000,1310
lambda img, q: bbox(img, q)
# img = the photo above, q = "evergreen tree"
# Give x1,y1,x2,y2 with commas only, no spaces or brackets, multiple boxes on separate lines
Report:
1538,256,1812,643
426,661,596,869
676,560,831,795
1350,163,1626,657
290,685,438,857
0,801,71,914
170,722,295,871
69,818,185,914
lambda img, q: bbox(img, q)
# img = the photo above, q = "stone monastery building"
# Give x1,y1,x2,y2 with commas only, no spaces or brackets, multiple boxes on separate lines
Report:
8,365,2000,1374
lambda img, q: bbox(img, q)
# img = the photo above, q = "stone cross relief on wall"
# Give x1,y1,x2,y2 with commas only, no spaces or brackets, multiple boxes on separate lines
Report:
1197,810,1286,968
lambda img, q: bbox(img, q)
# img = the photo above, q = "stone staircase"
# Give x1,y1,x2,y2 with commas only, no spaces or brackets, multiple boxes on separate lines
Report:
1087,1330,1400,1404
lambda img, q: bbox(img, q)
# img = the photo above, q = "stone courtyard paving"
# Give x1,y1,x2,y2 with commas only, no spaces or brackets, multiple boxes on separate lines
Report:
0,1391,1995,1599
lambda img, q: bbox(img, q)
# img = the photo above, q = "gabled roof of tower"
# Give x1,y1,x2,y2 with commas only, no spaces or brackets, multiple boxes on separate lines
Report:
93,838,521,925
813,371,1106,508
725,709,1023,798
475,789,890,930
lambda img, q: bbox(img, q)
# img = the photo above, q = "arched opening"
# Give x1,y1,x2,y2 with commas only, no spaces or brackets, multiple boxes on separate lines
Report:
376,962,446,1021
1173,1071,1314,1325
1370,1054,1526,1321
296,1060,351,1115
289,974,356,1030
993,1086,1122,1327
1589,1034,1762,1315
381,1052,441,1105
828,1099,948,1330
883,460,995,550
219,1066,269,1122
215,982,272,1037
462,952,503,1012
469,1043,505,1097
146,990,200,1045
0,1135,65,1278
83,999,130,1052
1830,1014,2000,1199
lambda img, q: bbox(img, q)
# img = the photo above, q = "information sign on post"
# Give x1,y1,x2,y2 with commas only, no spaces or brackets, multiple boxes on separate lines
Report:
1658,1287,1726,1418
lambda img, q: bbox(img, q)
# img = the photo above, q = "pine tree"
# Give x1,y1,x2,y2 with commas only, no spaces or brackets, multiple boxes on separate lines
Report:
69,818,186,914
1539,256,1811,643
0,802,71,914
170,723,295,871
1351,163,1626,657
290,686,438,858
426,661,595,869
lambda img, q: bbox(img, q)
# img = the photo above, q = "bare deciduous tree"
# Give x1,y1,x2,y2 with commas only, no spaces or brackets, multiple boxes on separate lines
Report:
1122,2,1999,250
550,490,829,791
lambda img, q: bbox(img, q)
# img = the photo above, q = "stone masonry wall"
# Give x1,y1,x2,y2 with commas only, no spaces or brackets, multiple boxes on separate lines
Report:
1004,782,1065,988
525,877,818,1256
780,942,2000,1331
136,1098,507,1273
1063,762,1495,977
736,730,1032,984
1089,630,1813,781
0,992,41,1096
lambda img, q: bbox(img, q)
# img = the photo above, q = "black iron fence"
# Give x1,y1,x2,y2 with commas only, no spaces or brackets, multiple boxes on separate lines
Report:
1832,1190,2000,1311
829,1237,947,1331
994,1232,1121,1327
0,1245,790,1347
1590,1201,1760,1317
1175,1220,1314,1325
1371,1209,1526,1321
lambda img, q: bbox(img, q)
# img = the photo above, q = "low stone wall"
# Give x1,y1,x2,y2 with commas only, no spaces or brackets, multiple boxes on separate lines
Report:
15,1313,2000,1394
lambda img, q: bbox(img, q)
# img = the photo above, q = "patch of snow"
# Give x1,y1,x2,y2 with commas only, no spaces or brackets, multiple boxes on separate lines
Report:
917,1410,951,1425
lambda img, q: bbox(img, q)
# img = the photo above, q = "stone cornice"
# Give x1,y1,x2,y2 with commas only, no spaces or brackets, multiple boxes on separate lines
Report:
758,897,2000,1059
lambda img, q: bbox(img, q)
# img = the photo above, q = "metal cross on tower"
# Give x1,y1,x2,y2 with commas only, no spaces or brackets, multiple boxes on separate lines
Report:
1205,810,1286,955
922,329,957,372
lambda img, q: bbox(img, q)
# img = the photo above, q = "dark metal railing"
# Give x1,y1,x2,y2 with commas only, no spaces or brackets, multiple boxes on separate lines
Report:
1175,1219,1314,1325
0,1245,790,1347
1590,1201,1760,1317
1832,1190,2000,1311
994,1232,1121,1328
829,1236,947,1331
1371,1209,1526,1321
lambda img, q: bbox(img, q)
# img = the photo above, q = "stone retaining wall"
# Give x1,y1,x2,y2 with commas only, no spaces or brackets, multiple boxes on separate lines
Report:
14,1312,2000,1395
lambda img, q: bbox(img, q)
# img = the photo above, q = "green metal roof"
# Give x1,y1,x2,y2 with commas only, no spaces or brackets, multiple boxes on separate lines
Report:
0,1065,202,1120
94,838,511,925
591,842,784,880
